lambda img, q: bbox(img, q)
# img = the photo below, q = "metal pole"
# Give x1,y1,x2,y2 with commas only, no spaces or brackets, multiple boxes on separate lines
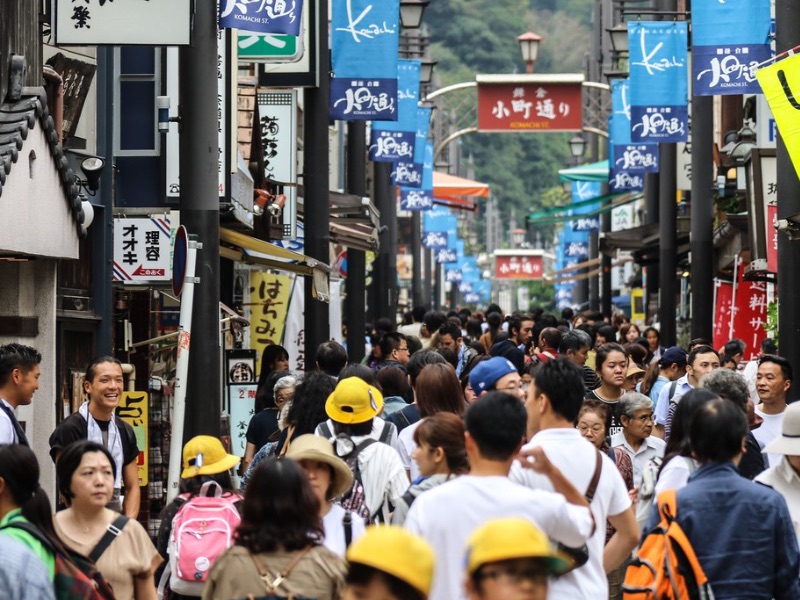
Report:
776,0,800,399
346,122,367,363
423,247,432,309
304,0,331,367
658,142,677,346
374,162,397,321
601,191,612,316
180,1,221,439
412,211,423,308
434,261,442,309
690,95,714,340
644,172,660,317
167,237,198,502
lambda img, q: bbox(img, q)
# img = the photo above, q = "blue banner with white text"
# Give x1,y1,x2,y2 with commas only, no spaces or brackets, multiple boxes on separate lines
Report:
569,181,601,232
369,61,421,160
330,0,400,121
628,21,689,143
400,141,433,210
609,80,657,191
219,0,303,35
389,105,431,184
692,0,771,96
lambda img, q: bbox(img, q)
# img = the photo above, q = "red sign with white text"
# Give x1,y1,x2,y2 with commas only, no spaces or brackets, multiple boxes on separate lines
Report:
477,83,583,132
712,279,733,352
732,262,768,361
495,255,543,280
767,204,777,272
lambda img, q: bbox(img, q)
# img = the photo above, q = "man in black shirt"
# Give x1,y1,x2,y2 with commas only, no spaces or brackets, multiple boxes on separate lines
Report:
49,356,140,517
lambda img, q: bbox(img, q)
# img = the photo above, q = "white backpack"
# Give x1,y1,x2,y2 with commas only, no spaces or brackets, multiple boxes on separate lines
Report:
158,481,241,598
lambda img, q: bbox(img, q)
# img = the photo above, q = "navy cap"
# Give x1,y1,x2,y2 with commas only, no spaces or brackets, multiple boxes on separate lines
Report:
659,346,688,366
469,356,518,393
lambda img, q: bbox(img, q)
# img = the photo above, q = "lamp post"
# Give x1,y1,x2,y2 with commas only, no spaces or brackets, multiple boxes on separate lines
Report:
567,134,592,309
517,31,543,74
569,134,586,161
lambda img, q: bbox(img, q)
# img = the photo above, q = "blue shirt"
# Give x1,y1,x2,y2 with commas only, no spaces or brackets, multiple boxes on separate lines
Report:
646,462,800,599
0,534,54,600
648,375,669,406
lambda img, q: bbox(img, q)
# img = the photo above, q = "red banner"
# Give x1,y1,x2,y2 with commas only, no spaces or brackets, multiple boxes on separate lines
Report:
767,204,777,272
477,82,583,132
712,279,734,352
495,255,543,280
732,262,768,361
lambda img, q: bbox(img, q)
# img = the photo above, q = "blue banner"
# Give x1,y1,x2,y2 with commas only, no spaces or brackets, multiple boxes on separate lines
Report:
569,181,601,232
400,142,433,211
693,0,771,96
609,80,657,193
422,231,449,249
608,115,646,192
628,21,689,143
220,0,302,35
389,106,431,184
368,60,420,157
330,0,400,121
423,210,456,235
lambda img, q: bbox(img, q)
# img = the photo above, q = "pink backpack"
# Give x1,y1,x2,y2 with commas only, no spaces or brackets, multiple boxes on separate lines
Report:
159,481,241,597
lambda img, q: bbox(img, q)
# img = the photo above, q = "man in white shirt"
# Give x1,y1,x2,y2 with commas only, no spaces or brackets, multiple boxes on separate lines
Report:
611,392,666,487
0,344,41,447
405,391,594,600
510,357,639,599
754,354,794,467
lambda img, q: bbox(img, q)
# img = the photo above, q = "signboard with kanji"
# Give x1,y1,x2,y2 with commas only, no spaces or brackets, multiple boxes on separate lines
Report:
238,31,303,62
477,76,583,132
495,255,544,280
53,0,192,46
113,216,173,283
116,392,148,486
249,272,293,373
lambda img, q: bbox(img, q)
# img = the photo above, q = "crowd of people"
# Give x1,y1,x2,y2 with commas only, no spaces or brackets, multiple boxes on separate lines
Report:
1,303,799,599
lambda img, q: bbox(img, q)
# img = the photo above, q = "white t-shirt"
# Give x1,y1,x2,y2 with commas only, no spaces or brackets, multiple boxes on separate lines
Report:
404,474,593,600
397,420,420,481
510,429,632,600
654,456,698,495
0,398,18,444
753,406,786,467
610,432,666,488
322,504,366,557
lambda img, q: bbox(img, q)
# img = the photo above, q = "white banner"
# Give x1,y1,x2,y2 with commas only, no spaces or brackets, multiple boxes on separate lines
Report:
283,277,306,372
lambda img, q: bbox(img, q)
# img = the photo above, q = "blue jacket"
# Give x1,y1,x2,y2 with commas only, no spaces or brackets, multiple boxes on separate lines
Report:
647,462,800,599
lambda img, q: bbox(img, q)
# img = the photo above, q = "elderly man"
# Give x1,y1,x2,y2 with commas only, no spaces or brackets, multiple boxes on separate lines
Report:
611,392,666,488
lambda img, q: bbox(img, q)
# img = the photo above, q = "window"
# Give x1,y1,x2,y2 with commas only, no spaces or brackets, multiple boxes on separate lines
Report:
114,47,160,156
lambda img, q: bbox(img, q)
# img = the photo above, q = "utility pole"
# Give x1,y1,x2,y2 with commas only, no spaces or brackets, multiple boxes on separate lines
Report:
776,0,800,398
345,122,367,364
179,0,221,439
304,0,331,368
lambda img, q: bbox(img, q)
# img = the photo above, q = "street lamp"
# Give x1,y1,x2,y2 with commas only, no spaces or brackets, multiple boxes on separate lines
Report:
420,59,438,85
512,227,527,248
399,0,430,29
517,31,543,74
568,134,586,160
606,23,629,54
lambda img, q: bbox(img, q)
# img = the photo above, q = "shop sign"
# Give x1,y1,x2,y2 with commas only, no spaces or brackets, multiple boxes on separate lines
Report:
477,79,583,132
113,216,173,283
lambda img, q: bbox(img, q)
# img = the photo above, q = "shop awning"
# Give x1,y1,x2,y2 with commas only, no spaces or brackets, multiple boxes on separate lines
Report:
527,192,642,226
558,160,609,183
297,188,381,252
433,172,490,211
219,227,331,300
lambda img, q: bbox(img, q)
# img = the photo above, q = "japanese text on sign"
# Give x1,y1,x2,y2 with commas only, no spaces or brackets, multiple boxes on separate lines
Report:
116,392,148,486
477,81,583,132
249,272,293,373
113,216,172,283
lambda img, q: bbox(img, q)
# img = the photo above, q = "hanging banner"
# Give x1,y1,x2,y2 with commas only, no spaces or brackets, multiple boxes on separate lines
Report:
282,277,306,371
422,231,449,249
568,181,602,232
423,210,457,235
330,0,400,121
712,279,734,351
400,142,434,211
220,0,302,35
610,79,659,172
732,262,767,360
116,392,148,486
436,248,459,264
628,21,689,143
390,105,431,185
369,62,422,160
756,53,800,180
249,272,293,374
692,0,771,96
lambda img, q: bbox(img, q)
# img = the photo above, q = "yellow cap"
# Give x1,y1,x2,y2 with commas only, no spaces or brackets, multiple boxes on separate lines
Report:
465,518,574,575
181,435,240,479
346,526,435,595
325,377,384,424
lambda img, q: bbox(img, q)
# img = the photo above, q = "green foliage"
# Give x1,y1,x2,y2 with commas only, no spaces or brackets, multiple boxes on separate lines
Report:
425,0,594,245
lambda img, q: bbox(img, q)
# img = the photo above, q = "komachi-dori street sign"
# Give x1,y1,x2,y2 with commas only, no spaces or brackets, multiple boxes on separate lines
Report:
495,255,544,280
219,0,303,36
476,74,584,132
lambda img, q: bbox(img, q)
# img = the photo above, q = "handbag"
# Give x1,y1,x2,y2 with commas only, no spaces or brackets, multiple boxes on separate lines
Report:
242,546,315,600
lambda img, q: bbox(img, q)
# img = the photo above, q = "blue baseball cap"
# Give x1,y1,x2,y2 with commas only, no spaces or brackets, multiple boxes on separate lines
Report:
469,356,518,393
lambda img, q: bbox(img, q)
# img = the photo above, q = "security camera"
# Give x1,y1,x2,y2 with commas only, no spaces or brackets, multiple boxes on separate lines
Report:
157,96,171,134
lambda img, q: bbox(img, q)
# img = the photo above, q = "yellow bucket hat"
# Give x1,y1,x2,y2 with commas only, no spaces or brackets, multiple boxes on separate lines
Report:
325,377,384,424
346,526,435,595
181,435,240,479
465,517,574,576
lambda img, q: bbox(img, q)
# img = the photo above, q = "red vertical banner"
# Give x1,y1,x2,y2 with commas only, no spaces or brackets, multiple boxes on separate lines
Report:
767,204,778,272
712,279,734,352
732,262,768,361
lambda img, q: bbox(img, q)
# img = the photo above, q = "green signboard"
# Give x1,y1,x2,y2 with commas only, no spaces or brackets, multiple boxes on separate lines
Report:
237,32,303,62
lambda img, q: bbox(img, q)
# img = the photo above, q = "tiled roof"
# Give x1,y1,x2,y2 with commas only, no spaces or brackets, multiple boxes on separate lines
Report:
0,87,87,238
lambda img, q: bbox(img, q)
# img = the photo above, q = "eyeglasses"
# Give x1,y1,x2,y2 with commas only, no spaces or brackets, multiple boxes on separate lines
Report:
476,566,548,586
395,346,409,353
577,423,604,433
630,413,654,423
496,383,521,393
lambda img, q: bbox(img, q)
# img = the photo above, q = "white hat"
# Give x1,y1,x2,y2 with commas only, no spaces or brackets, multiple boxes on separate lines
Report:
764,402,800,455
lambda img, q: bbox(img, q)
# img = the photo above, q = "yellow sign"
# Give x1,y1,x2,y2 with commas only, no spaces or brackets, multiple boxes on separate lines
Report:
116,391,149,486
757,54,800,178
631,288,645,325
249,272,293,373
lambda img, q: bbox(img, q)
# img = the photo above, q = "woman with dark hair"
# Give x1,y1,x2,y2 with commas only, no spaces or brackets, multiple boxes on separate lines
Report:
644,327,667,363
242,372,335,486
202,458,346,599
585,343,628,436
479,311,503,355
392,413,469,526
54,440,161,600
655,389,719,495
155,436,241,599
619,323,641,345
254,345,289,412
377,366,410,417
243,371,294,471
397,363,465,481
339,363,381,388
